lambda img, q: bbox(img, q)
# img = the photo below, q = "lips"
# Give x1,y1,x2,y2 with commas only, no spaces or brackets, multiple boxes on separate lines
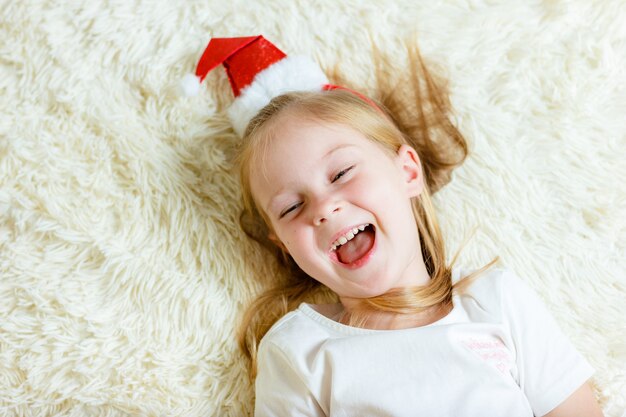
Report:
328,224,377,269
328,223,371,252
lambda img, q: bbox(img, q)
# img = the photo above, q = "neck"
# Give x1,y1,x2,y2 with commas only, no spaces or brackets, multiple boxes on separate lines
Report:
337,301,452,330
336,246,442,330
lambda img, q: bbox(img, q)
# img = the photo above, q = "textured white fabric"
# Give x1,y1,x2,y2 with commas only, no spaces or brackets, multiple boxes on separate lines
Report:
255,267,595,417
1,1,624,416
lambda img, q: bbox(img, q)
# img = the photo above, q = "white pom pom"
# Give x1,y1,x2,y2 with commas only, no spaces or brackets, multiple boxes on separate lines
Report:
179,73,201,97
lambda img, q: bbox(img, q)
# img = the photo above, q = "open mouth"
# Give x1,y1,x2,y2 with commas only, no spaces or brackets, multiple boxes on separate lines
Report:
329,224,377,269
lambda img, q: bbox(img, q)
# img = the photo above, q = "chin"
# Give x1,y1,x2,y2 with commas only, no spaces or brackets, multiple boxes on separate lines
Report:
343,280,397,300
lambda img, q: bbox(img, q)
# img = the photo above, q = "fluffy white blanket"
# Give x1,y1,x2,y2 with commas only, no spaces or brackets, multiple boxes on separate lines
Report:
0,0,624,415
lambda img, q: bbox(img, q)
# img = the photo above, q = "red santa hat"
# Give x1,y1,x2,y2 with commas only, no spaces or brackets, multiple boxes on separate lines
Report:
181,35,381,137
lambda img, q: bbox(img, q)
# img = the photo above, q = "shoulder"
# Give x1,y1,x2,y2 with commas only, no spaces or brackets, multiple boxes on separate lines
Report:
454,265,507,299
453,265,525,320
457,265,557,326
258,309,302,353
258,304,332,360
455,264,525,293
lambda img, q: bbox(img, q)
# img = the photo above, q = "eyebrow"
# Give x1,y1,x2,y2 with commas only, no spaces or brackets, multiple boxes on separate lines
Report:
265,143,357,214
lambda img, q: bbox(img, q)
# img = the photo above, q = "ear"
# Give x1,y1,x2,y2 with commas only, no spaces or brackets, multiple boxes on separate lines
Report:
395,144,424,198
268,232,289,254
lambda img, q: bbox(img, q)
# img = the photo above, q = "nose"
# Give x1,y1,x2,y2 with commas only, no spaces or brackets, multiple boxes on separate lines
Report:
312,195,341,226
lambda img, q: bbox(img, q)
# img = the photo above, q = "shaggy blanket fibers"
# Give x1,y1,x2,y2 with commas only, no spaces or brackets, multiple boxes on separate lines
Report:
1,0,624,416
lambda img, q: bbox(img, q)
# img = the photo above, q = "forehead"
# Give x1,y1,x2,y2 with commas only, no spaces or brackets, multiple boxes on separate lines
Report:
265,116,364,154
249,116,382,204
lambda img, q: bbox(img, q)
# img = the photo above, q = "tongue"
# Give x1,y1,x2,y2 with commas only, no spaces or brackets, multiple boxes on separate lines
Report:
337,228,374,264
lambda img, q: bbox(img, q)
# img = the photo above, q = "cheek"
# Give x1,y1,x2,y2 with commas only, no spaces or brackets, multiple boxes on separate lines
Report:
278,227,306,252
352,167,408,220
351,168,394,203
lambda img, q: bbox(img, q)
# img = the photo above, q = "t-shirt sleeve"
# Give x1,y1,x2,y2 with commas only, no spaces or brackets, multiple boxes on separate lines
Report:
500,268,595,417
254,339,326,417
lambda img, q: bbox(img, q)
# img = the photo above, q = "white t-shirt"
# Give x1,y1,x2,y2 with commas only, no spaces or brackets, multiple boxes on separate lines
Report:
254,267,595,417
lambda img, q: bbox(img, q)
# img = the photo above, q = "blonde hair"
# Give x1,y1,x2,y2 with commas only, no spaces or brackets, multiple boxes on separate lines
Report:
233,39,500,379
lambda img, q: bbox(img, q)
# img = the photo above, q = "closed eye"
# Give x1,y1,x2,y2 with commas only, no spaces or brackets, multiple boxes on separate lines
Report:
280,202,301,218
279,165,355,219
332,165,354,182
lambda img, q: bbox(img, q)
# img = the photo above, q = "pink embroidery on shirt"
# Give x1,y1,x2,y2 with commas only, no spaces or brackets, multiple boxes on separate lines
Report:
461,337,512,374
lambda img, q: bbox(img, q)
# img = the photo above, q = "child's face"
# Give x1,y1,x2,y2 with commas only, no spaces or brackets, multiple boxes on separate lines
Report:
250,114,428,299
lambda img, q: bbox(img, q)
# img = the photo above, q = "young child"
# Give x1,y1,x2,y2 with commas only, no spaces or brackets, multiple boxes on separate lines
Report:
187,35,603,416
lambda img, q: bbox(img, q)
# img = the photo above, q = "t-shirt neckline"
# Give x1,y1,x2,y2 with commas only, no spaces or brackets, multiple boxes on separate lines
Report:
298,267,463,335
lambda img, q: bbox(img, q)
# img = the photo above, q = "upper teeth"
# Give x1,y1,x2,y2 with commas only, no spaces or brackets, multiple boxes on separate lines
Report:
330,224,369,251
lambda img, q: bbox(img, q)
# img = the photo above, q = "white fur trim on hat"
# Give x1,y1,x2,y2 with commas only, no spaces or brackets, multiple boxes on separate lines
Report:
226,55,329,137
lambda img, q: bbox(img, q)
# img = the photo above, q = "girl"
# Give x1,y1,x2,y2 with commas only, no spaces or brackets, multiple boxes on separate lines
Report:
191,35,604,416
